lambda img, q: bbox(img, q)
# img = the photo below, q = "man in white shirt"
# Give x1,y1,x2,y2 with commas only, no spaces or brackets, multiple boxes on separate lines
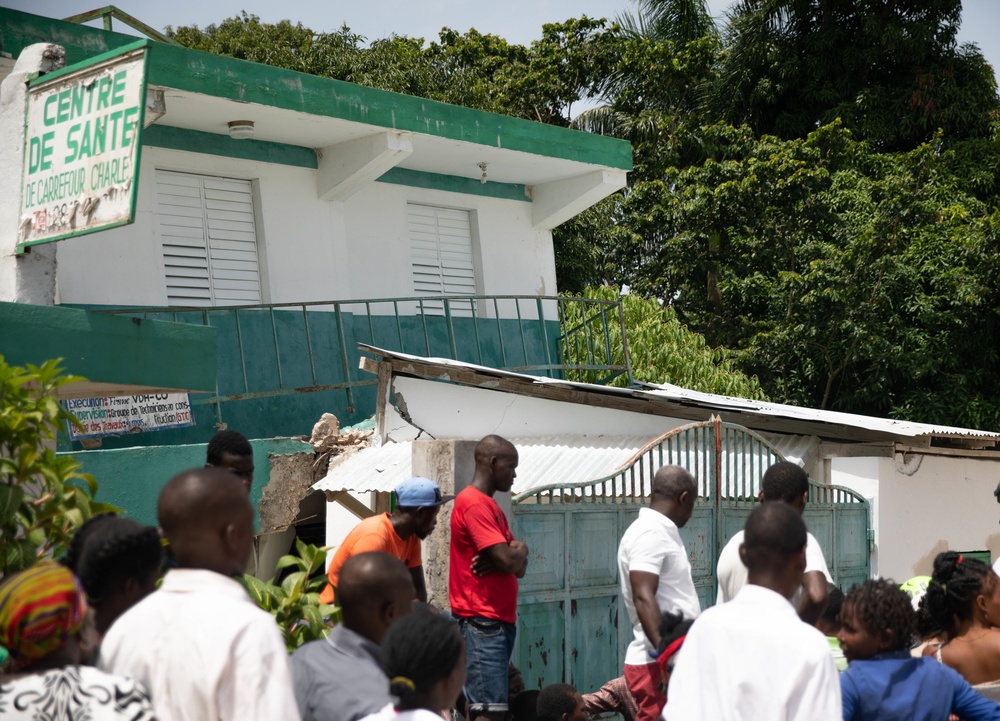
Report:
100,468,300,721
716,461,831,623
663,502,842,721
618,465,700,721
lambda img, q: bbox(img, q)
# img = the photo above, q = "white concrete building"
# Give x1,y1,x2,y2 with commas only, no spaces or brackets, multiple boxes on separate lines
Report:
1,8,629,312
0,8,631,547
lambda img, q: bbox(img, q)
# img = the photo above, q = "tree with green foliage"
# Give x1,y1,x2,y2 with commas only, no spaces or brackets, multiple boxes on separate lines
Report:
612,121,1000,427
617,0,717,44
168,14,616,127
561,286,767,398
0,357,116,576
714,0,998,150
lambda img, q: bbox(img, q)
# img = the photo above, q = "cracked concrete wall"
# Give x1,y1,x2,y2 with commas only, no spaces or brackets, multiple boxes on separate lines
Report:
258,451,319,534
1,44,64,304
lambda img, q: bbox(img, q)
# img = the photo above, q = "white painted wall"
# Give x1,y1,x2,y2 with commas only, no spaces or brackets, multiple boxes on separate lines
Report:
390,375,691,440
344,182,556,310
55,146,555,311
831,453,1000,583
1,44,62,305
873,453,1000,582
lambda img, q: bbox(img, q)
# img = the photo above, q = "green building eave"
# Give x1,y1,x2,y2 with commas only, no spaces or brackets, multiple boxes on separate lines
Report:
0,7,633,172
0,302,216,398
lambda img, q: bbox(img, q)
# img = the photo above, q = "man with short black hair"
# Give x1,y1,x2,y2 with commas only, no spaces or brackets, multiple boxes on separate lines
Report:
716,460,831,622
293,551,416,721
663,502,841,720
617,465,700,721
319,476,452,604
206,430,254,493
450,435,529,721
100,468,298,721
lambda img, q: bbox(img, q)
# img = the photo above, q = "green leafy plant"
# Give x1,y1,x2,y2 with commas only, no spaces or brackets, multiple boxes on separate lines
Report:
243,539,339,652
0,356,118,576
560,286,768,400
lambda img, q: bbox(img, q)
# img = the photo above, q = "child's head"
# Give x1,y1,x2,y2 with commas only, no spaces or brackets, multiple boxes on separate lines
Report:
381,612,466,711
656,610,695,657
837,578,916,661
921,551,999,635
511,689,541,721
63,513,163,635
654,610,695,694
536,683,586,721
816,583,844,637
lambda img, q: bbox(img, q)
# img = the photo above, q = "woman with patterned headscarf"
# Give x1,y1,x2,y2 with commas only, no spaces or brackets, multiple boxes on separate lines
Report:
0,561,156,720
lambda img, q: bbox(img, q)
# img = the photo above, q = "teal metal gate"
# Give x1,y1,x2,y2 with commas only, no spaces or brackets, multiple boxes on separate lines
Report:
510,417,870,693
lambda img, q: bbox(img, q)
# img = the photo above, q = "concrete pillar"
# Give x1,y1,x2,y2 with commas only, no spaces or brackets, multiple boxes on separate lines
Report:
412,439,478,610
0,44,65,304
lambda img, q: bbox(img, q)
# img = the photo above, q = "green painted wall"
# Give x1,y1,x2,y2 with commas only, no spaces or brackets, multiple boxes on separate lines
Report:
0,302,216,394
63,438,312,528
61,308,561,451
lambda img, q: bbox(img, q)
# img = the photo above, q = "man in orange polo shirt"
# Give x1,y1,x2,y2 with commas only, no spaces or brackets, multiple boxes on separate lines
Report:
320,477,452,604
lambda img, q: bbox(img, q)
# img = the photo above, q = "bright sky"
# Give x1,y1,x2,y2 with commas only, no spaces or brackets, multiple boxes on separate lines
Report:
12,0,1000,82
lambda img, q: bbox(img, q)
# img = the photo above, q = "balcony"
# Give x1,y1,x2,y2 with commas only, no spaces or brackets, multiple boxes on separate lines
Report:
99,294,631,446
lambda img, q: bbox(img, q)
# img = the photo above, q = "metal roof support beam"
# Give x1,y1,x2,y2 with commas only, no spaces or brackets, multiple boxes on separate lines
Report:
530,169,627,230
63,6,178,45
316,131,413,202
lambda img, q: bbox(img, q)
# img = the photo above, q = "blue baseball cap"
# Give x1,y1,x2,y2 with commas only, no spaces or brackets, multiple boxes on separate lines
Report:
395,476,454,507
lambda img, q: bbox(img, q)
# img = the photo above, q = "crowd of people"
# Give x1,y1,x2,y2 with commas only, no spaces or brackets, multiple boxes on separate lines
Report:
2,433,1000,721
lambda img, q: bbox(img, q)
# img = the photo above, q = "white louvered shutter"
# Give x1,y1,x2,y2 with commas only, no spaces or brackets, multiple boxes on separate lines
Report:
157,170,262,307
408,204,476,316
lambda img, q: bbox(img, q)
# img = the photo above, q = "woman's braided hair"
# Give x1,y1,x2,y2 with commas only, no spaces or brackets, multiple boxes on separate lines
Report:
64,513,162,604
381,612,463,707
920,551,993,635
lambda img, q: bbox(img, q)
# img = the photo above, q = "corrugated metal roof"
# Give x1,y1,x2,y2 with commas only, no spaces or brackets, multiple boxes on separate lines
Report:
362,346,1000,443
640,382,1000,440
312,435,655,494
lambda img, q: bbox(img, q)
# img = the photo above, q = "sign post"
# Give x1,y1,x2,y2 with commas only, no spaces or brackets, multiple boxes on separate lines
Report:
18,40,150,252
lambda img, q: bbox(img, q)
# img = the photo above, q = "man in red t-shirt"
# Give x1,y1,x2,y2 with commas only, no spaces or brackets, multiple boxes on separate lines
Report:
449,435,529,721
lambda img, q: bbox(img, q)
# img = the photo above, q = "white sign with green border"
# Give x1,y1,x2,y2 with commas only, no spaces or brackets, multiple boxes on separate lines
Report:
18,40,150,251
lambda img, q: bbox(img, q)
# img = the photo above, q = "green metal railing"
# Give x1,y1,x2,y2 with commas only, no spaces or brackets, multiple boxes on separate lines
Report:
106,294,630,425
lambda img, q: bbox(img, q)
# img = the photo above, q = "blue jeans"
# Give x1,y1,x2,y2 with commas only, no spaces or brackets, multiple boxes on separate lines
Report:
457,616,516,712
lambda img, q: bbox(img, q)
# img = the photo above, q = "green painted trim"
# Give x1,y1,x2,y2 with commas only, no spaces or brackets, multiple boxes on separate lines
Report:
1,8,633,172
376,167,529,202
145,42,632,170
142,126,529,200
0,8,140,65
143,125,318,168
27,39,150,87
0,301,217,393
